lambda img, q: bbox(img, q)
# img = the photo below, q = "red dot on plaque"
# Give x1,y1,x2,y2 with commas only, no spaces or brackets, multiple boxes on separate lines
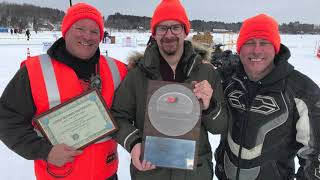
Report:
166,96,177,103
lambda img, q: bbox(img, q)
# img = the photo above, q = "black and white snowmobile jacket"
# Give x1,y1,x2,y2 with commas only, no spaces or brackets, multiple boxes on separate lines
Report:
215,44,320,180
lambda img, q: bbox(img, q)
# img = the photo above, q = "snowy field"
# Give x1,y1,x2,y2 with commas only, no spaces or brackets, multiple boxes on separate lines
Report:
0,31,319,180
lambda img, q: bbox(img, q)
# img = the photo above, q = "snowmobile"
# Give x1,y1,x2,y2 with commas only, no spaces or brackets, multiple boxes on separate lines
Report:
210,43,239,68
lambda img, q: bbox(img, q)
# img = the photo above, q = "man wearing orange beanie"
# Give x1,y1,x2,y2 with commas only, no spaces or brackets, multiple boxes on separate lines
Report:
215,14,320,180
0,3,127,180
111,0,228,180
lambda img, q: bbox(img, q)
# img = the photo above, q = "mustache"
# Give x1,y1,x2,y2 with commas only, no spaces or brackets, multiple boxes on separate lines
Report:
160,37,178,43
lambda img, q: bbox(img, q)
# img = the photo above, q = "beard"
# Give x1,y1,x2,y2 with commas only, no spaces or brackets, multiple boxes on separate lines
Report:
159,37,179,56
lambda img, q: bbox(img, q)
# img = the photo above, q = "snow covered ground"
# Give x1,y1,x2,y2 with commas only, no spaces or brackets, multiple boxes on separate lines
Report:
0,31,319,180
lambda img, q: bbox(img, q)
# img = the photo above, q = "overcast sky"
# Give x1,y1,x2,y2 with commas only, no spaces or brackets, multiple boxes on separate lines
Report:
1,0,320,25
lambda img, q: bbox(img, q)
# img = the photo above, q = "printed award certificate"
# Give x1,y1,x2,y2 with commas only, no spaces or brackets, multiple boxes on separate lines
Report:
34,89,118,149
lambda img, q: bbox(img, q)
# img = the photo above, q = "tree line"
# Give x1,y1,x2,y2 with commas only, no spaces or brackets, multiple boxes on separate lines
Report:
0,2,64,31
107,13,320,34
0,2,319,34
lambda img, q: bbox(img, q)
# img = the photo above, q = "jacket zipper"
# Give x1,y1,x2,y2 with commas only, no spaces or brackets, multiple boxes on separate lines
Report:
236,102,249,180
235,76,260,180
186,54,198,77
235,76,249,180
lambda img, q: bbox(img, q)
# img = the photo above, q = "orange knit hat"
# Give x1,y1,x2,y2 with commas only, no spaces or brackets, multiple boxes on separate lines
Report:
151,0,190,35
237,14,281,54
61,3,104,41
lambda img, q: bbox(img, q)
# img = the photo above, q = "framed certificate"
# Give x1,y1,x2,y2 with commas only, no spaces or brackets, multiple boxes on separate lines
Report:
34,89,118,149
142,80,201,170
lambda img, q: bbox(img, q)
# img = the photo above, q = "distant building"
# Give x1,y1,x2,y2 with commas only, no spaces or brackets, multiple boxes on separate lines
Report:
212,29,231,33
34,19,55,31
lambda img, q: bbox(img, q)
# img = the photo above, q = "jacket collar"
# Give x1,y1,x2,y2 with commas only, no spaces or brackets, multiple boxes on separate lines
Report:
47,37,100,80
137,40,200,79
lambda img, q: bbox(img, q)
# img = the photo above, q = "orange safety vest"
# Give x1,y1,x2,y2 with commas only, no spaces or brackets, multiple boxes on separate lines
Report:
23,54,127,180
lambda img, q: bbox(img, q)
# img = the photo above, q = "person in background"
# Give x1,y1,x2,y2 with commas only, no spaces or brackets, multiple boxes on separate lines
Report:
214,14,320,180
0,3,127,180
25,29,31,40
103,30,109,44
111,0,228,179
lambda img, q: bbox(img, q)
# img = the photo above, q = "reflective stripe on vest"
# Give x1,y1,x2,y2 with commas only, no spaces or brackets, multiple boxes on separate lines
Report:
39,54,60,108
103,55,121,91
37,54,121,143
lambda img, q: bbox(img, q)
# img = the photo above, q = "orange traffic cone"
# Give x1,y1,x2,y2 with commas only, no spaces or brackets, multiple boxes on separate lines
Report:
27,47,31,58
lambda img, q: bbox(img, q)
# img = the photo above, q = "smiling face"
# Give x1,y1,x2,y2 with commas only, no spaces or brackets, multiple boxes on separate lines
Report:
153,20,186,56
239,38,276,81
64,18,100,60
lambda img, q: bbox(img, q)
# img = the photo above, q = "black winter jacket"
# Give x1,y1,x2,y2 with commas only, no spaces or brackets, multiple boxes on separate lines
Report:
215,44,320,180
111,41,228,180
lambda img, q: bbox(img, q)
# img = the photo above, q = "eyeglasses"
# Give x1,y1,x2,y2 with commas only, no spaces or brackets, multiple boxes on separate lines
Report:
155,24,184,35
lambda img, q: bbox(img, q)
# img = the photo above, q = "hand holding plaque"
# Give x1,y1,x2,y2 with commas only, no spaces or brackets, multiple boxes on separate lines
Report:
142,80,201,170
34,89,118,149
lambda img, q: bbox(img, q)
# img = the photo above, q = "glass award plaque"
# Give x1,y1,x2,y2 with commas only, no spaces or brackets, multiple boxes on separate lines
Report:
142,80,201,170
